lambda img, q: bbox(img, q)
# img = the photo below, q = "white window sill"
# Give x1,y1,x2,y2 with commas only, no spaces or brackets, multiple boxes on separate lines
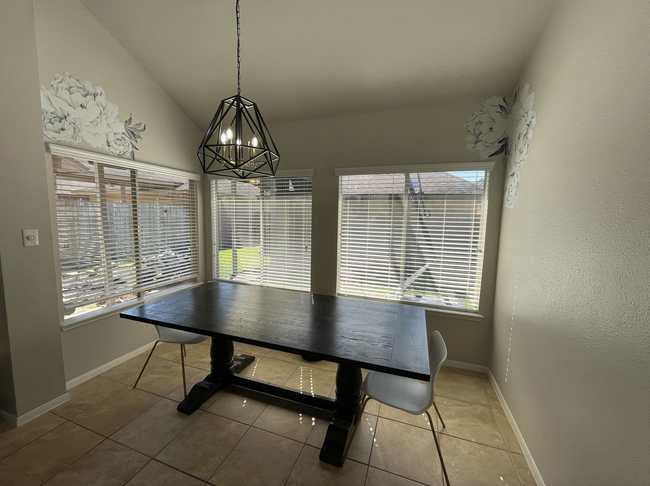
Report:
336,292,484,321
60,282,204,331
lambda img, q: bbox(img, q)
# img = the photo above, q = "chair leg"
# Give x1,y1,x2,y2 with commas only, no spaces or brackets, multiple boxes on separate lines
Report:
360,395,371,415
433,401,446,428
426,410,450,486
134,340,159,389
180,344,188,398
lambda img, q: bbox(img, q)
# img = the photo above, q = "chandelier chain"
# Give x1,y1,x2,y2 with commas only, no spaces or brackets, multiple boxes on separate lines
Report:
236,0,241,95
198,0,279,178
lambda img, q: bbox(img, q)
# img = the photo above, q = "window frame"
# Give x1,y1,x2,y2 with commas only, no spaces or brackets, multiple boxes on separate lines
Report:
47,144,202,328
208,169,314,292
334,162,494,315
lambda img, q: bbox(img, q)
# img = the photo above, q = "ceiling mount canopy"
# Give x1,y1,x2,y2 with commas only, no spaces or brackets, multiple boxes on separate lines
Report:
197,0,279,179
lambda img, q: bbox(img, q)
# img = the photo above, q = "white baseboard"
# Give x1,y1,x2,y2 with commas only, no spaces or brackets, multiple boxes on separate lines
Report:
443,360,544,486
487,369,545,486
0,340,156,428
444,359,490,374
0,341,155,427
0,393,70,427
66,340,157,390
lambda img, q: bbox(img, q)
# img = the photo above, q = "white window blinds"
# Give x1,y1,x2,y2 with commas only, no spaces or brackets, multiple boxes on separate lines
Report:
211,177,312,292
337,170,489,312
52,151,199,316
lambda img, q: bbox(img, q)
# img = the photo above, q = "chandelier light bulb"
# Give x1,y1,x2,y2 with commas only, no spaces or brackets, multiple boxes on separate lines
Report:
252,137,258,147
220,132,227,143
226,128,233,140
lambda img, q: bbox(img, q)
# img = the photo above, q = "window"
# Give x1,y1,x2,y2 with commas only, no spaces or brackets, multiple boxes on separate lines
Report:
50,145,200,322
337,167,491,312
211,175,312,292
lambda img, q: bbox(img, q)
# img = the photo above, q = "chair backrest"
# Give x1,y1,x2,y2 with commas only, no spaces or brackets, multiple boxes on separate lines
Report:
429,330,448,389
415,330,448,412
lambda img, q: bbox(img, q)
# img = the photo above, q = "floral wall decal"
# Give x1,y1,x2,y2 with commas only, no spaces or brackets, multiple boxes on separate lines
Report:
465,96,510,159
507,84,536,171
504,168,520,209
40,72,145,159
465,84,536,209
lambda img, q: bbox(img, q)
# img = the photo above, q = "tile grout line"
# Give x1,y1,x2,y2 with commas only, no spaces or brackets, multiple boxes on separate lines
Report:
35,425,108,486
489,405,526,486
373,414,442,485
110,403,206,461
37,351,323,484
375,410,512,455
0,419,70,466
437,428,512,454
60,349,519,485
120,457,152,486
366,465,431,486
62,437,151,486
490,406,516,453
0,414,67,463
204,420,254,484
508,451,527,486
284,442,307,486
148,457,210,484
366,402,379,483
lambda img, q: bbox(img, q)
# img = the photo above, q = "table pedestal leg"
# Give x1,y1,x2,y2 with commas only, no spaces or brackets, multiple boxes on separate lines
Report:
319,364,363,466
177,336,234,414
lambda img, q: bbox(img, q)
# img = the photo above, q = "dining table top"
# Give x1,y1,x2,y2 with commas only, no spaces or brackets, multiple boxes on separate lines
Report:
121,281,430,381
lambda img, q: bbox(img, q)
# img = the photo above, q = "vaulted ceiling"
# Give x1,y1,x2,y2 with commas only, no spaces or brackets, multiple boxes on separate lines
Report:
80,0,553,129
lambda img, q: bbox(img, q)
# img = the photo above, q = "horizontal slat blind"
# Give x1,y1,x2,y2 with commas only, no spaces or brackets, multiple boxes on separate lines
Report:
211,177,312,291
52,154,199,311
337,170,489,311
136,169,199,291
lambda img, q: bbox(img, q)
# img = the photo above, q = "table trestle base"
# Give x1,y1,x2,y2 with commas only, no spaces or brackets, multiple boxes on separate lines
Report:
319,363,364,466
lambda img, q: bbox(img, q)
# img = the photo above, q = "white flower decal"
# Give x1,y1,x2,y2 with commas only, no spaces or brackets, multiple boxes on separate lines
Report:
464,96,510,159
504,165,520,209
507,84,536,171
40,89,83,144
40,72,145,160
465,84,536,209
105,132,134,158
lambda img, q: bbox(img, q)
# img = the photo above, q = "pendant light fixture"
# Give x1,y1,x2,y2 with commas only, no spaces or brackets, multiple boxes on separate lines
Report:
197,0,279,179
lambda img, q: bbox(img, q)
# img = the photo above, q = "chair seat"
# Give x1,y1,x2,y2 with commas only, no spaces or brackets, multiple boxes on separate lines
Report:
361,330,449,486
364,370,433,415
156,326,208,345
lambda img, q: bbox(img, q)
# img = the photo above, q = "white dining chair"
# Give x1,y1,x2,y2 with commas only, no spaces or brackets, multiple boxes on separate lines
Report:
361,330,450,486
133,326,208,397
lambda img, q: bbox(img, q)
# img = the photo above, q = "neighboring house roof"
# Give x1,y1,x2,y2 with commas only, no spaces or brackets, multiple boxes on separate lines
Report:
213,172,482,199
341,172,484,196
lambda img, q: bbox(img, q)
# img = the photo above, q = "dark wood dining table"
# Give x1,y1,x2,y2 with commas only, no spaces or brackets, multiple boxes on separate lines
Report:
120,281,429,466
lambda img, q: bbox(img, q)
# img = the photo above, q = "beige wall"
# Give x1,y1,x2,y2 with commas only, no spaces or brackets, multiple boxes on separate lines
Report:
33,0,202,173
32,0,204,383
266,103,504,365
0,0,205,404
0,260,16,415
0,0,67,417
491,0,650,484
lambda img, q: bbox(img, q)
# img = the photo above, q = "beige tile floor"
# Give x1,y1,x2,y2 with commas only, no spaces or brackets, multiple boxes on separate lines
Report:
0,340,536,486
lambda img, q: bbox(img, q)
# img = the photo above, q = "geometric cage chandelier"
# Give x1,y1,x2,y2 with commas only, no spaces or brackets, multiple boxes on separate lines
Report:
197,0,280,179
